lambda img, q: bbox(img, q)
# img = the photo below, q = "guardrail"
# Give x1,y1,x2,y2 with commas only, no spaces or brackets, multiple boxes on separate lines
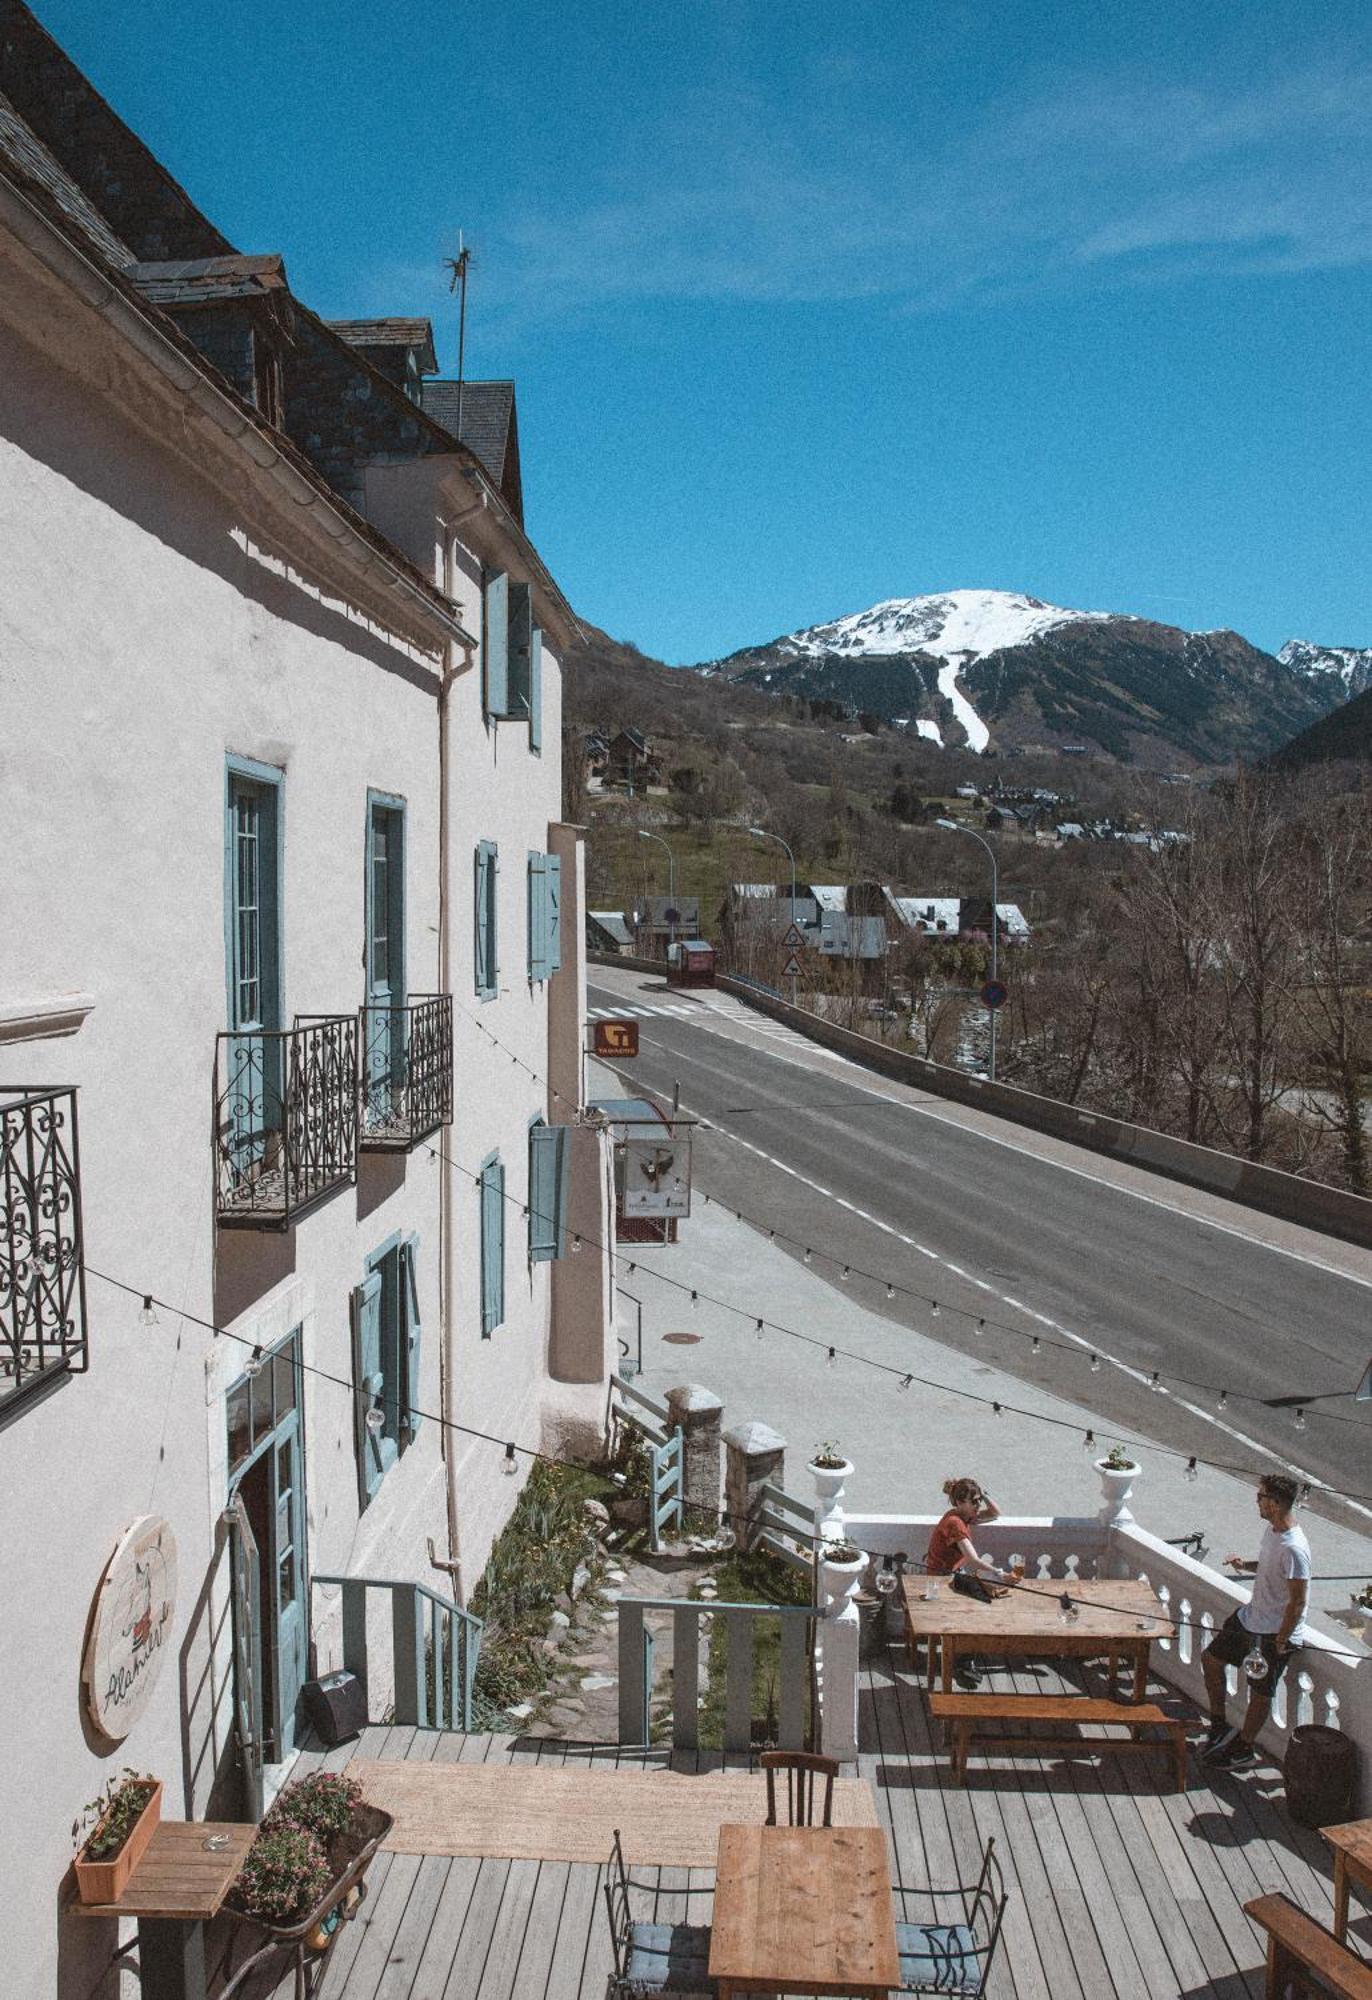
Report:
616,1594,814,1751
311,1573,482,1730
756,1481,820,1578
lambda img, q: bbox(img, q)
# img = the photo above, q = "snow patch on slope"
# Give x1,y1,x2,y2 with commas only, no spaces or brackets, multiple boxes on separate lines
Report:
1279,639,1372,701
784,588,1123,664
936,659,989,752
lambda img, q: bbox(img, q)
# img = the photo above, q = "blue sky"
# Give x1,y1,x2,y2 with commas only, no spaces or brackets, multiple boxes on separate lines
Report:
36,0,1372,662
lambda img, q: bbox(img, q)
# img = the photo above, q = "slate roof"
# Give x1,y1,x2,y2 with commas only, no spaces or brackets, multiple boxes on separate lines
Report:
588,911,634,946
421,378,514,482
129,253,287,305
0,85,130,266
327,316,438,374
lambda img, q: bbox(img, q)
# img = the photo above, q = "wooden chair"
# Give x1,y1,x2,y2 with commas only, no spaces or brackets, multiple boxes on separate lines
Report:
603,1827,717,1996
759,1749,839,1828
892,1834,1009,1995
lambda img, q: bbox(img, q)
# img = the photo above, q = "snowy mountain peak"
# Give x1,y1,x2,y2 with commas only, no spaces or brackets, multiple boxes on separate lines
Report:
1278,640,1372,703
780,588,1125,666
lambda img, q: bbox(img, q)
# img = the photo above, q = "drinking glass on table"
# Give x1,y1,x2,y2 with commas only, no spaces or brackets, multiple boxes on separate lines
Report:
1008,1553,1026,1582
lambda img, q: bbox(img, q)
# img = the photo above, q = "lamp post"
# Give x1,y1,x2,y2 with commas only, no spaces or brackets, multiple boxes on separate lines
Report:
936,818,999,1082
637,829,677,957
747,824,799,1003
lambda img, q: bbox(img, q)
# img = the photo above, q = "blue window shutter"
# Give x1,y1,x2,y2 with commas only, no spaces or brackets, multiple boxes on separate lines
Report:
529,1122,569,1262
508,582,533,721
350,1272,385,1507
545,854,562,974
475,841,498,997
484,571,509,719
529,628,543,754
480,1155,506,1334
400,1233,423,1440
527,850,547,981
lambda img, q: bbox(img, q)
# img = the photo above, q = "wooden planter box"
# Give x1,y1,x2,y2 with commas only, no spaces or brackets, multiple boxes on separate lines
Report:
74,1780,163,1905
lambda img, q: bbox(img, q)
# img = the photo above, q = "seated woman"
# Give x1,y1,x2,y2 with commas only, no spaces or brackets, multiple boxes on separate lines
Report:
925,1478,1005,1688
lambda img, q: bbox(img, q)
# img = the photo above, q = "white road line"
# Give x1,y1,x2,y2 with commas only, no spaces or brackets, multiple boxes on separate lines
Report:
678,1089,1372,1522
604,990,1372,1296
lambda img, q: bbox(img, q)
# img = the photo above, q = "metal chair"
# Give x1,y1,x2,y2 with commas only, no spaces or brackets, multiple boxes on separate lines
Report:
891,1835,1008,1995
603,1827,717,1995
759,1749,839,1828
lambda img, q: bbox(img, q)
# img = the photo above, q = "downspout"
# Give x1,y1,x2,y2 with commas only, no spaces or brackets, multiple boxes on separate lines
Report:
438,597,468,1605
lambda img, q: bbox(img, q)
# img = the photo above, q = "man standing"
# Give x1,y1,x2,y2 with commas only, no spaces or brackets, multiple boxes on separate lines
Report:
1201,1472,1310,1769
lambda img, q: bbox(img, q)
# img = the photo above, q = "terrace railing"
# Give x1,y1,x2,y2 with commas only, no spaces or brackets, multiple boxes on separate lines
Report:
617,1594,815,1752
0,1085,87,1411
359,994,453,1151
215,1014,358,1229
311,1573,483,1731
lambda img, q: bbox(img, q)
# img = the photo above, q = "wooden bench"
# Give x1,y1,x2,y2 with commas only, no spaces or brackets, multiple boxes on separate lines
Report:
1245,1892,1372,1999
928,1692,1188,1791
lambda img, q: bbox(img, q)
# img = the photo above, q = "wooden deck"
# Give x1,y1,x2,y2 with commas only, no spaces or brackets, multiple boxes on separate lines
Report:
228,1651,1363,2000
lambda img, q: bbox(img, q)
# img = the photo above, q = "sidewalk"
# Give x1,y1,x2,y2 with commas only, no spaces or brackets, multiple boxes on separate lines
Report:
616,1191,1372,1649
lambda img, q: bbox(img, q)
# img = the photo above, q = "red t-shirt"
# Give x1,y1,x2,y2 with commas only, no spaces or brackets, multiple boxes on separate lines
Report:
926,1510,970,1575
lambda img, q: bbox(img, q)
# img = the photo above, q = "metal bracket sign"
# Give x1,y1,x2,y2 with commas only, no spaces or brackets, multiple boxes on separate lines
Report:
782,954,803,979
593,1018,640,1058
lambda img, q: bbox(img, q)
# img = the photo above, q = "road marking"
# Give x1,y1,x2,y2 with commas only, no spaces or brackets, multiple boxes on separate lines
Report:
590,986,1372,1296
673,1087,1372,1524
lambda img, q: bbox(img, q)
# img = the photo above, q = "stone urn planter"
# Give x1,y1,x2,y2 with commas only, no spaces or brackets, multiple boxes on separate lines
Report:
821,1540,868,1613
809,1452,853,1541
1094,1452,1139,1525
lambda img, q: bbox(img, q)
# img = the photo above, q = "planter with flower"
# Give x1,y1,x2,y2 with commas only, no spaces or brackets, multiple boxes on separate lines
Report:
222,1772,392,1992
808,1443,853,1535
73,1770,163,1904
1094,1444,1140,1524
820,1537,868,1609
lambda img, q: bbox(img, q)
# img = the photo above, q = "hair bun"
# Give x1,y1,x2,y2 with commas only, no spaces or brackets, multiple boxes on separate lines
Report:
942,1478,955,1496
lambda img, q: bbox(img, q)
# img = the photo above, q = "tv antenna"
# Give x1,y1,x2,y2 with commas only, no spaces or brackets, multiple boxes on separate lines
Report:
443,232,473,441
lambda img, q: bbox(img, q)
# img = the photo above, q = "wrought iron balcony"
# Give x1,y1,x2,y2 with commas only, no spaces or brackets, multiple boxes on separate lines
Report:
215,1015,358,1230
358,994,453,1151
1,1086,87,1409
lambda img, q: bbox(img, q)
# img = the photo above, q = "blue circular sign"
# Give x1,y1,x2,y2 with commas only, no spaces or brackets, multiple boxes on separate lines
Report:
981,979,1008,1010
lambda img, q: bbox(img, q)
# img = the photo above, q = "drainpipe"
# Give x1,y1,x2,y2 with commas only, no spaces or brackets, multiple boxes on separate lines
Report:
438,572,473,1606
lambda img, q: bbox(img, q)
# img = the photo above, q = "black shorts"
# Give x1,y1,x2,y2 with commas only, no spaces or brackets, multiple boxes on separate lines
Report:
1204,1609,1298,1696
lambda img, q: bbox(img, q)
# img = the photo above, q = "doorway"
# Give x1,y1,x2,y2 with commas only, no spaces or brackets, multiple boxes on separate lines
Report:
226,1331,307,1764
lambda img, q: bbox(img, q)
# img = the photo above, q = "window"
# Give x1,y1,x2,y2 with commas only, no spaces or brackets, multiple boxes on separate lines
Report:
225,759,283,1034
528,1119,570,1263
483,569,508,720
365,795,407,1115
479,1153,505,1336
475,840,498,999
350,1233,424,1507
226,1329,301,1484
526,851,563,982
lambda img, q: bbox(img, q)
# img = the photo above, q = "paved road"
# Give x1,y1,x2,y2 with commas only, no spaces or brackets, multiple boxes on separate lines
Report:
588,970,1372,1537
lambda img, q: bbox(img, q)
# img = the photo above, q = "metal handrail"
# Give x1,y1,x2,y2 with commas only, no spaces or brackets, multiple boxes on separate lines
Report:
311,1573,482,1731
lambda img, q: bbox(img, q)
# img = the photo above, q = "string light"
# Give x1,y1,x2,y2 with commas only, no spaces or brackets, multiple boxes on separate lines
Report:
1083,1429,1095,1453
244,1345,264,1379
840,1265,851,1282
974,1318,984,1336
1149,1371,1161,1393
826,1346,837,1370
755,1318,764,1341
885,1283,895,1301
1294,1407,1307,1433
503,1442,518,1475
1184,1457,1199,1483
139,1295,158,1327
1089,1353,1100,1373
571,1234,582,1255
804,1248,812,1266
992,1401,1002,1417
1218,1390,1228,1411
1058,1592,1079,1625
931,1301,940,1318
1030,1336,1041,1356
365,1406,384,1435
690,1289,698,1306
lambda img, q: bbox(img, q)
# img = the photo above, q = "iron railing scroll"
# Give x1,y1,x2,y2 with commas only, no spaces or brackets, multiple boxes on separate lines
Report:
0,1085,87,1410
215,1015,358,1229
358,994,453,1151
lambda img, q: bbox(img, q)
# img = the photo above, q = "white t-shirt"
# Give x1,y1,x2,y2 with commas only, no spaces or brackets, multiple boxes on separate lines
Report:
1239,1522,1311,1643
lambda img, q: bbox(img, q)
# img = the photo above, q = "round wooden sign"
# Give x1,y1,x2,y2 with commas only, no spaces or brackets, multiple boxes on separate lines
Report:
83,1515,178,1740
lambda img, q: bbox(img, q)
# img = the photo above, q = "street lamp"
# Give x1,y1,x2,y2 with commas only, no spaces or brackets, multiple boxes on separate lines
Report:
637,829,677,953
936,817,999,1082
747,824,799,1002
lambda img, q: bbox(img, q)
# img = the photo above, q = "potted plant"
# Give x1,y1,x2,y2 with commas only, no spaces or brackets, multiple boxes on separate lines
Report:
821,1538,868,1603
72,1769,162,1904
808,1442,853,1505
1094,1442,1139,1523
223,1771,393,1982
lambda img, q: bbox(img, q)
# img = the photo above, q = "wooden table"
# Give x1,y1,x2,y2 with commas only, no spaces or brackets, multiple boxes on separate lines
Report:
708,1823,900,1998
1323,1819,1372,1945
68,1819,255,2000
901,1574,1169,1700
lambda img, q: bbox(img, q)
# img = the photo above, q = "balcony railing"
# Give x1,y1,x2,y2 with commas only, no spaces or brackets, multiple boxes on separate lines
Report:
215,1016,358,1230
1,1086,87,1408
358,994,453,1151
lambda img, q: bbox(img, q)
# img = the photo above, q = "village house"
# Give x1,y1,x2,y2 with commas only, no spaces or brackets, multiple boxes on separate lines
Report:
0,6,614,1989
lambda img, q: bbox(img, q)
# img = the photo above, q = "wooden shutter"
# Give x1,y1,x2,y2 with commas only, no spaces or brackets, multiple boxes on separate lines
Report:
529,627,543,754
480,1155,505,1335
400,1232,423,1440
483,571,509,719
545,853,562,974
529,1121,569,1263
507,581,533,720
527,850,547,981
350,1272,385,1506
475,841,498,996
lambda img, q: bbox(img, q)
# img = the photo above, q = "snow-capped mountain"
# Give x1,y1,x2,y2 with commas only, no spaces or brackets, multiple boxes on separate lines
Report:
695,589,1338,767
1278,640,1372,703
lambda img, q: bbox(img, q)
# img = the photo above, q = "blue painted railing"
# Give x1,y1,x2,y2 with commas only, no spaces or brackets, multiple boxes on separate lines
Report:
311,1573,482,1731
617,1595,814,1751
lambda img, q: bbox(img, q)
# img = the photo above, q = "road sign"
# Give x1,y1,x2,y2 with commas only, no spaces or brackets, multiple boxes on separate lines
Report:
593,1018,640,1058
782,923,805,950
782,954,803,979
980,979,1008,1010
663,905,681,926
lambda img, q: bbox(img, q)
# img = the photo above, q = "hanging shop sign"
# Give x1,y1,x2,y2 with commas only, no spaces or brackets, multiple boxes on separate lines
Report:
622,1136,692,1218
593,1019,640,1059
83,1514,178,1740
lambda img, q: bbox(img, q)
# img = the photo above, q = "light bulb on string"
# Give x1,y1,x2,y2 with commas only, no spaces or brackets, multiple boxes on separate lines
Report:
690,1290,698,1306
1184,1456,1199,1484
1149,1371,1161,1393
885,1283,895,1301
804,1249,813,1267
1089,1353,1101,1373
503,1442,518,1476
840,1265,851,1283
244,1345,264,1379
1058,1592,1080,1626
755,1319,764,1342
1242,1643,1268,1685
975,1318,984,1337
899,1375,912,1393
1217,1389,1228,1412
365,1405,384,1436
992,1401,1002,1418
931,1301,940,1319
571,1235,582,1255
139,1295,158,1327
1294,1407,1307,1432
826,1347,837,1371
1083,1429,1095,1453
1030,1336,1041,1356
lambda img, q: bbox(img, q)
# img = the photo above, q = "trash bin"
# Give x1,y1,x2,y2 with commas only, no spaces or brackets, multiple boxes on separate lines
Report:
1284,1724,1356,1828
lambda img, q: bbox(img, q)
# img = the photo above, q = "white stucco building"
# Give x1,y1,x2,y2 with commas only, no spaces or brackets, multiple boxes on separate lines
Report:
0,9,611,1992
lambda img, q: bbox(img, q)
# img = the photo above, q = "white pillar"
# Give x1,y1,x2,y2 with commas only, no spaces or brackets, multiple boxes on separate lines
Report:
817,1547,864,1761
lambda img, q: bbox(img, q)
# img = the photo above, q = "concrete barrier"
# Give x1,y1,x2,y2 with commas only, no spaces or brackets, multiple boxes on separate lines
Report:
585,950,1372,1249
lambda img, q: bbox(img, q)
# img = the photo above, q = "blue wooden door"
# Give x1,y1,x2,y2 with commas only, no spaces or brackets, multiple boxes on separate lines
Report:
226,769,281,1168
365,799,406,1126
226,1332,307,1764
225,1493,264,1820
270,1411,307,1755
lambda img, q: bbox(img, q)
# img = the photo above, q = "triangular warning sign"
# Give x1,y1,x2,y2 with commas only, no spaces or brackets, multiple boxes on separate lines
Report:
782,924,805,949
782,954,802,978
